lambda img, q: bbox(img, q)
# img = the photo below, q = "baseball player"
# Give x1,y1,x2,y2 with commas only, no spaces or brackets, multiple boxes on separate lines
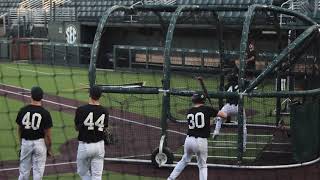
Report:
75,85,109,180
212,74,247,151
167,93,225,180
16,86,53,180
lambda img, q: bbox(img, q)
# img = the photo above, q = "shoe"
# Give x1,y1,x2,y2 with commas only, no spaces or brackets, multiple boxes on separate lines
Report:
243,143,247,152
243,146,246,152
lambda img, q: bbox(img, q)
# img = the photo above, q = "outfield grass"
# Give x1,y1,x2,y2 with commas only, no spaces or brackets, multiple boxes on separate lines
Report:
0,62,283,163
0,62,280,125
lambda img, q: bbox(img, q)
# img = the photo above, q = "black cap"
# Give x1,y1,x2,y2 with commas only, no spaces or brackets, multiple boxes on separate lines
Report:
31,86,43,101
90,85,102,100
192,93,206,104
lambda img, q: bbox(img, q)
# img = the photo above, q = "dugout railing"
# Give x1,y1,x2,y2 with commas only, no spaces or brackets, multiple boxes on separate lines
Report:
112,45,277,71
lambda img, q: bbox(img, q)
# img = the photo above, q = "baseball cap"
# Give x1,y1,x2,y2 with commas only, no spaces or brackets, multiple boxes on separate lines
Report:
89,85,102,100
31,86,43,101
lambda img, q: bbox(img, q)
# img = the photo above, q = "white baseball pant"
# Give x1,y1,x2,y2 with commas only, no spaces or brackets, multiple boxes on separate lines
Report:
77,140,105,180
214,103,247,150
18,138,47,180
168,136,208,180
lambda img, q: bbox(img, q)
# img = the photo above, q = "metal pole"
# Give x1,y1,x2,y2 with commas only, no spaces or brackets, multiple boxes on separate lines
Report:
216,16,225,109
274,11,282,126
53,2,56,22
89,5,130,87
18,9,20,39
50,0,52,21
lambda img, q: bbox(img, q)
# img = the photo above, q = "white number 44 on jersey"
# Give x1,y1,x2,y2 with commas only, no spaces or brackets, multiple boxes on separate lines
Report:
84,112,105,131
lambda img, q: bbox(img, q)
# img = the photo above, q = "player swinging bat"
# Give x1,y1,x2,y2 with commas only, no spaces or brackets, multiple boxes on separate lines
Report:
198,75,247,152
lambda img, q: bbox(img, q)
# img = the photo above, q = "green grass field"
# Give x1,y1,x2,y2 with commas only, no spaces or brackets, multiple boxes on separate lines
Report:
0,62,280,124
0,62,283,166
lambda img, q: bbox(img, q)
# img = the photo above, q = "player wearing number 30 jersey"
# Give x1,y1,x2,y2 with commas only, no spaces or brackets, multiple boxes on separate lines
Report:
168,93,225,180
16,86,53,180
75,85,109,180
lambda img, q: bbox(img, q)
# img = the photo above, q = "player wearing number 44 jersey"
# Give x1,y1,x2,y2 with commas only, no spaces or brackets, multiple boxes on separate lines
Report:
75,85,109,180
16,86,53,180
168,93,226,180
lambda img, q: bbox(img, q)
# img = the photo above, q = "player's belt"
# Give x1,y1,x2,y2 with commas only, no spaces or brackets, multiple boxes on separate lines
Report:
187,135,207,139
79,139,104,144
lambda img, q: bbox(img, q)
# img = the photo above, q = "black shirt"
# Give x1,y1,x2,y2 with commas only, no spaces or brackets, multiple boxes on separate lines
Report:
247,50,256,70
187,105,218,138
74,104,109,143
225,82,239,105
16,105,53,140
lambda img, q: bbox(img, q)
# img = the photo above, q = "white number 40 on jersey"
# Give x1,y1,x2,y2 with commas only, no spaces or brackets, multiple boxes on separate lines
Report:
84,112,105,131
22,112,42,130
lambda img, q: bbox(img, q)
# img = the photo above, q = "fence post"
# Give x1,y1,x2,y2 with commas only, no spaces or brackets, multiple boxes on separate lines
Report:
128,48,132,69
51,44,55,64
113,46,117,70
146,48,149,69
28,43,32,62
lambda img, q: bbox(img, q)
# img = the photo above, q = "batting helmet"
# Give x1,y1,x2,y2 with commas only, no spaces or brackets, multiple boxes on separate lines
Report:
192,93,206,104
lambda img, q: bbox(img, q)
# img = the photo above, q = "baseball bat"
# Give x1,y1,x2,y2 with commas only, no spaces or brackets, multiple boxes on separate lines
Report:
196,76,213,107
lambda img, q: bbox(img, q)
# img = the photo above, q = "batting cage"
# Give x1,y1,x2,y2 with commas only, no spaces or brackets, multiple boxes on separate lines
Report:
1,0,320,180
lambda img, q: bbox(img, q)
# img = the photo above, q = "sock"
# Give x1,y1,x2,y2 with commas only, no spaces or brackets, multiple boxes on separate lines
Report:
214,117,222,134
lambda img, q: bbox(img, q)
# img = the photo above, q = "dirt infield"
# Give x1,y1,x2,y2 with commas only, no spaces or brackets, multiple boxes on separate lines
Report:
0,83,320,180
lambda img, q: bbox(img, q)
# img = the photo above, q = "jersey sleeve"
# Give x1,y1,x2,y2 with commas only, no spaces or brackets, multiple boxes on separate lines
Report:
208,106,218,117
74,108,81,129
15,108,23,126
43,111,53,129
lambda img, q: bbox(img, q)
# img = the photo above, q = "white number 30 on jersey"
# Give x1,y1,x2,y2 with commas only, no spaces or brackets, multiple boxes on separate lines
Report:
84,112,105,131
187,112,205,129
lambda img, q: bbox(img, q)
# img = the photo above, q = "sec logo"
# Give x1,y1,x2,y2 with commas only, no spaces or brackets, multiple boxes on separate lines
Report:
66,25,77,44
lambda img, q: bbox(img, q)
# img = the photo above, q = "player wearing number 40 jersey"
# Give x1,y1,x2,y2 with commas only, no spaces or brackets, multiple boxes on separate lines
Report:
168,93,226,180
75,85,109,180
16,86,53,180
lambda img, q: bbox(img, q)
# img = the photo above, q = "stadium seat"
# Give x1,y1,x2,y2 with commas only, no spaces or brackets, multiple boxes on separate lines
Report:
55,0,275,21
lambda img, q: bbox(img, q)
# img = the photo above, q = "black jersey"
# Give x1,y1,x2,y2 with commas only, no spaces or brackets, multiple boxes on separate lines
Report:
225,82,239,105
74,104,109,143
16,105,53,140
187,105,218,138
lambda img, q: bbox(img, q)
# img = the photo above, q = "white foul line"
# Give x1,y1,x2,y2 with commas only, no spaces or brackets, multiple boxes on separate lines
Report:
7,67,54,75
6,67,75,76
0,85,186,136
0,153,154,172
0,161,77,172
